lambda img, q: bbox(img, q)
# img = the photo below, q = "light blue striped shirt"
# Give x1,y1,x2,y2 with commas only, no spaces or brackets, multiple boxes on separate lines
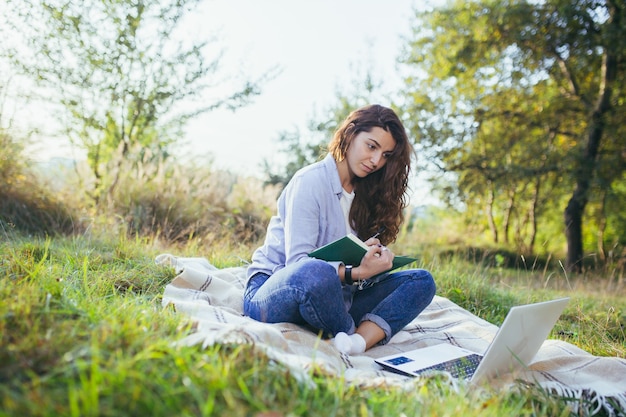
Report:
247,154,349,281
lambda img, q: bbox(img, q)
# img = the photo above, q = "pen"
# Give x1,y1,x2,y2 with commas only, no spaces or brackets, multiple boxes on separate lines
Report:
369,227,387,256
369,227,385,240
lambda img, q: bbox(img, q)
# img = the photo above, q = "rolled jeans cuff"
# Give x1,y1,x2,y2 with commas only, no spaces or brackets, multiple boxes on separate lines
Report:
359,313,391,345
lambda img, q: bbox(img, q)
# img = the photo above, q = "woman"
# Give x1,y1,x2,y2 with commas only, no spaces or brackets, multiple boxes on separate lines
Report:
244,104,436,355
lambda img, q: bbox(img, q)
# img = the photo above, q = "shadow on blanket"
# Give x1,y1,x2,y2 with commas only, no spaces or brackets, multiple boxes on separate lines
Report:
156,254,626,416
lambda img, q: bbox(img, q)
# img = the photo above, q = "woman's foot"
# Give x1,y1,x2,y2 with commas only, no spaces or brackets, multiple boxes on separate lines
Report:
332,332,366,355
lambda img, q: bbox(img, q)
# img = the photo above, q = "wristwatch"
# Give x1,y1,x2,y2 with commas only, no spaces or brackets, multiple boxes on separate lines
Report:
344,265,353,285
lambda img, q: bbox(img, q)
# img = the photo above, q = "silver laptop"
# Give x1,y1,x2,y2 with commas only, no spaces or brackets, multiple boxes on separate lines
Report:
375,297,570,384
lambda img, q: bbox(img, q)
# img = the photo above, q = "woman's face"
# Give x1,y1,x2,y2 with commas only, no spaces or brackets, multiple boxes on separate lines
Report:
345,126,396,178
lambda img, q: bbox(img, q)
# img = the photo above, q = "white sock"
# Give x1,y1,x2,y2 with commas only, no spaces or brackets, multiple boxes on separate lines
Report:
333,332,352,353
333,332,366,355
348,333,366,354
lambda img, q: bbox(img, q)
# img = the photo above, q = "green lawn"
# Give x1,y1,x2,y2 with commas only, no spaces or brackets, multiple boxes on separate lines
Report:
1,234,624,416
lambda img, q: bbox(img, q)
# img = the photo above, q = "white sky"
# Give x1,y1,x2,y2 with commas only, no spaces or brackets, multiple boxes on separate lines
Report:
20,0,445,187
182,0,425,176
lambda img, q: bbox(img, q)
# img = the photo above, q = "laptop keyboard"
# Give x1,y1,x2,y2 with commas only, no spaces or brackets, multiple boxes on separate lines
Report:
414,354,483,379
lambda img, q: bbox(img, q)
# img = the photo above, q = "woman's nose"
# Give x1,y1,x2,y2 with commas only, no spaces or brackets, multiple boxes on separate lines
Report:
370,151,382,166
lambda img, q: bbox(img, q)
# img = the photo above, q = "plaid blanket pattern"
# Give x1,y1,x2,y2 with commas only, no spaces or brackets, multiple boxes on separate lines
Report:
156,254,626,416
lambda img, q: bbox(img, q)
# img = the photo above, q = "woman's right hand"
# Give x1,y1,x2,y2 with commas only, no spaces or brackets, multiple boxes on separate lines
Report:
356,243,394,280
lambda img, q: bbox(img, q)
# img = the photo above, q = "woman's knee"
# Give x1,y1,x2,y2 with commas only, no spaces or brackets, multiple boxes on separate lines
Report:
410,269,437,300
304,259,340,290
289,259,339,292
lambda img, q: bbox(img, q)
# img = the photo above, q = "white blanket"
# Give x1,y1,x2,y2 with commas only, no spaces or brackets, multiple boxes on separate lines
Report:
156,254,626,416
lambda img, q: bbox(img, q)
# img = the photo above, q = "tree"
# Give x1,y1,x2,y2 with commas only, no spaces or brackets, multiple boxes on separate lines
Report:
400,0,626,271
1,0,272,204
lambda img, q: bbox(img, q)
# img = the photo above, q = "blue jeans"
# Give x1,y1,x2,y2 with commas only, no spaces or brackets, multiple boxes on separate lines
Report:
243,259,436,344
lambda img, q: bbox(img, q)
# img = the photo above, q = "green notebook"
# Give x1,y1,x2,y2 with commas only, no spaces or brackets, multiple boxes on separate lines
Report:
308,233,417,273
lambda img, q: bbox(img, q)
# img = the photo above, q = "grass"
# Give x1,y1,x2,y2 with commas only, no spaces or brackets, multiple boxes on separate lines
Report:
1,232,624,416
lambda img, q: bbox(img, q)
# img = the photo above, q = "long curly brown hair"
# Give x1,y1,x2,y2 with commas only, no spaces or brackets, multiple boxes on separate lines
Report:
328,104,414,245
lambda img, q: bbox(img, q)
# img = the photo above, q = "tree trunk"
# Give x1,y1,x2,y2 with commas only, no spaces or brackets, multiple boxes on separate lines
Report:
564,194,585,272
502,188,515,244
597,190,607,261
564,49,617,272
486,184,498,243
528,178,540,254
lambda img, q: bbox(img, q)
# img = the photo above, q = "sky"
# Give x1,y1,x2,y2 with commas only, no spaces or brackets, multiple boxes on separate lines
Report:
181,0,424,176
22,0,442,183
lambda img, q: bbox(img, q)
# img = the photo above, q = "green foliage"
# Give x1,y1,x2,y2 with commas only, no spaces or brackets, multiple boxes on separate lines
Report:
400,0,626,269
1,0,271,204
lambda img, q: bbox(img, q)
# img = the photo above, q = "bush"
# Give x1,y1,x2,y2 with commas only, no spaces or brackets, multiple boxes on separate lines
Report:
103,154,279,246
0,128,279,248
0,131,84,237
